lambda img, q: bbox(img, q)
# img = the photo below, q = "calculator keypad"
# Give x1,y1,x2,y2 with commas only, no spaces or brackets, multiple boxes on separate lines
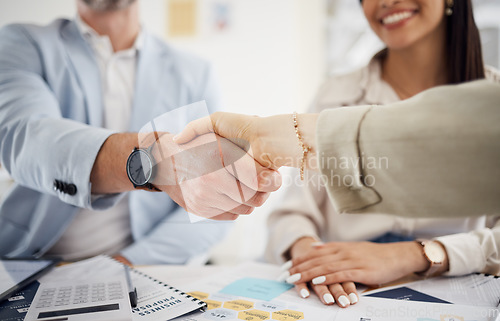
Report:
35,282,124,309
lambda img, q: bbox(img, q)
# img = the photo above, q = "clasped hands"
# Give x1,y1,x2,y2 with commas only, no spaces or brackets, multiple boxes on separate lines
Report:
146,112,316,221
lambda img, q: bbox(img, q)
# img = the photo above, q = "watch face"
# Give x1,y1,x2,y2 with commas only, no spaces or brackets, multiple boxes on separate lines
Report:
126,149,153,186
425,241,446,263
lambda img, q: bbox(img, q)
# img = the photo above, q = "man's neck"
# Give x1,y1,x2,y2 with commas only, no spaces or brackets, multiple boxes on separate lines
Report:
77,1,140,52
382,23,448,99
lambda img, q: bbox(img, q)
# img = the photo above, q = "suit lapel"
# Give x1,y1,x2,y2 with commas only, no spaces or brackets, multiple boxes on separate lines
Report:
60,20,103,127
130,32,174,131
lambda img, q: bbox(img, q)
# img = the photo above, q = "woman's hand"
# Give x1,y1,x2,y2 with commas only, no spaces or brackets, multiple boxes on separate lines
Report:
282,237,358,308
283,241,433,297
173,112,318,171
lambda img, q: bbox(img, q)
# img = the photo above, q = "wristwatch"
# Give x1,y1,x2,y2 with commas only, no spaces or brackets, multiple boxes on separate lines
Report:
415,239,446,277
126,145,160,191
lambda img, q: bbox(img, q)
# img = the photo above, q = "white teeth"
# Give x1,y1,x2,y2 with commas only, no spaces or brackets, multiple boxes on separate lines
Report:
382,11,413,25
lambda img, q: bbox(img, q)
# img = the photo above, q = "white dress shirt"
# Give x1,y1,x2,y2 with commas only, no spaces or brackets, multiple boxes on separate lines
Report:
47,17,144,261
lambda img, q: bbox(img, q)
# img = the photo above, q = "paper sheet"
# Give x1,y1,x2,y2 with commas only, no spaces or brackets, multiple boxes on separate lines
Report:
176,262,338,321
365,274,500,307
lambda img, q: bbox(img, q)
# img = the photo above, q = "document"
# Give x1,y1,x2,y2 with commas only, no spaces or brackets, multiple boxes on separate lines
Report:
177,262,341,321
174,263,499,321
365,273,500,307
337,296,497,321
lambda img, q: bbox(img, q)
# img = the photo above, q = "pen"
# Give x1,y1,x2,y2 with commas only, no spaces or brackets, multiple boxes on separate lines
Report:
124,265,137,308
494,298,500,321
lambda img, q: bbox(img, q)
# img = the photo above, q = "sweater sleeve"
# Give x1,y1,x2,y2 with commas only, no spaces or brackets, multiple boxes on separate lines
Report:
316,80,500,218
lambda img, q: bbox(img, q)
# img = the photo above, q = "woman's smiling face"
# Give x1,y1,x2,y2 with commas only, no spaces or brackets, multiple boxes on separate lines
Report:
362,0,447,50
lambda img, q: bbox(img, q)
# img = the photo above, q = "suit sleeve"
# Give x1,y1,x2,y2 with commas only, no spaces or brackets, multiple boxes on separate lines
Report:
316,80,500,218
0,24,114,209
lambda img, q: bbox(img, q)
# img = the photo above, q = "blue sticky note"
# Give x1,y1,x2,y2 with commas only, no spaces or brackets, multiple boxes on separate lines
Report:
219,278,293,301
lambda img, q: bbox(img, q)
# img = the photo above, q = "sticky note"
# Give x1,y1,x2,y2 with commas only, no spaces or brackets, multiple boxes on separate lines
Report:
219,278,293,301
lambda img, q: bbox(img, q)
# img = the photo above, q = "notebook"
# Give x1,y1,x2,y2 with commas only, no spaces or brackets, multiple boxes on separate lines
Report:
22,256,206,321
130,266,207,320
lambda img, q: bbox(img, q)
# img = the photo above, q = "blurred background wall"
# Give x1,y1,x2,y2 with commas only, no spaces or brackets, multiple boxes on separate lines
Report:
0,0,498,264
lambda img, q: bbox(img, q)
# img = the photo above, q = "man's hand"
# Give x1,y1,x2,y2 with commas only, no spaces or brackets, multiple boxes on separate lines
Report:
149,132,282,220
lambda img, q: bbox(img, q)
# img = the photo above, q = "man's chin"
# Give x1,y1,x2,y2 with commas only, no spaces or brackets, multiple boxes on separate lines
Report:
81,0,137,12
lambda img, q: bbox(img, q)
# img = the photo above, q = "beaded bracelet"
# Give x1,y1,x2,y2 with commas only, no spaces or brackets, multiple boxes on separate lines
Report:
292,112,312,180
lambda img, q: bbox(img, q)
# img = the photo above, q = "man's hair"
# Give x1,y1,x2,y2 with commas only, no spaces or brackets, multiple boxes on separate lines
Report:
81,0,137,12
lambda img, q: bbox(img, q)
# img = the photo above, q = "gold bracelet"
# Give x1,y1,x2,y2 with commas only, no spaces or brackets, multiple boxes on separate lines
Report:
292,112,312,180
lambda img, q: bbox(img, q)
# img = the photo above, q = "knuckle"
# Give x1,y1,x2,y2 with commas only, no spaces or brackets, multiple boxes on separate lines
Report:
252,193,267,207
327,262,337,273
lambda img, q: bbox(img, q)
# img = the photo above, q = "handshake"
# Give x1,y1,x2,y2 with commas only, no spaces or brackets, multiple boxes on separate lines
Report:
138,112,318,221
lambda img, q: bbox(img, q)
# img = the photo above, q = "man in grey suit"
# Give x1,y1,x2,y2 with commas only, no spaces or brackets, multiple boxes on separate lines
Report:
0,0,279,264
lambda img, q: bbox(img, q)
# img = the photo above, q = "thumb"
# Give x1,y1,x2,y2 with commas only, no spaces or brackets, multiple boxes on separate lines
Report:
173,115,215,144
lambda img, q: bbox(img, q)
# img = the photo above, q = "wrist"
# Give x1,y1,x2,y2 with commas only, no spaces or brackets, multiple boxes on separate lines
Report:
289,236,319,259
257,114,318,170
91,133,138,194
413,240,449,276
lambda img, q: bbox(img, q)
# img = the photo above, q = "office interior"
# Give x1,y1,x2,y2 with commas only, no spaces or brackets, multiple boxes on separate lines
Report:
0,0,499,265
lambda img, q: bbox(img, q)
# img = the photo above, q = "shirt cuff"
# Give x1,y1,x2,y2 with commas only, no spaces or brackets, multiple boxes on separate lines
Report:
435,233,486,276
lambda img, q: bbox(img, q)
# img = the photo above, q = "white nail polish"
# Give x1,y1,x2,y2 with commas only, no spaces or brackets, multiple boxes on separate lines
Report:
277,271,290,282
285,273,301,284
311,242,324,247
312,276,326,285
280,260,293,271
338,295,350,307
323,293,335,304
300,289,310,298
348,293,358,304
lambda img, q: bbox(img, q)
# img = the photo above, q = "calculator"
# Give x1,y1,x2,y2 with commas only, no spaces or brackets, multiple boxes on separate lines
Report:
24,276,132,321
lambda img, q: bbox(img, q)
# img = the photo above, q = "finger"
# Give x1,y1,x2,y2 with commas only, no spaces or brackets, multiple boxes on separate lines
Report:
310,270,366,286
288,255,344,281
341,282,359,305
207,213,240,221
184,183,254,217
245,191,271,207
311,284,335,306
291,243,344,266
287,259,362,285
327,283,350,308
212,165,271,206
173,116,215,144
294,283,310,299
220,138,282,192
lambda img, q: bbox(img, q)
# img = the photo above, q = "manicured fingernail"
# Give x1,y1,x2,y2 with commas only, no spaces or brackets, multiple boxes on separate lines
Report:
323,293,335,304
277,271,290,282
285,273,301,284
280,260,293,271
311,242,324,247
312,276,326,285
172,134,179,141
348,293,358,304
300,289,310,298
338,295,350,307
